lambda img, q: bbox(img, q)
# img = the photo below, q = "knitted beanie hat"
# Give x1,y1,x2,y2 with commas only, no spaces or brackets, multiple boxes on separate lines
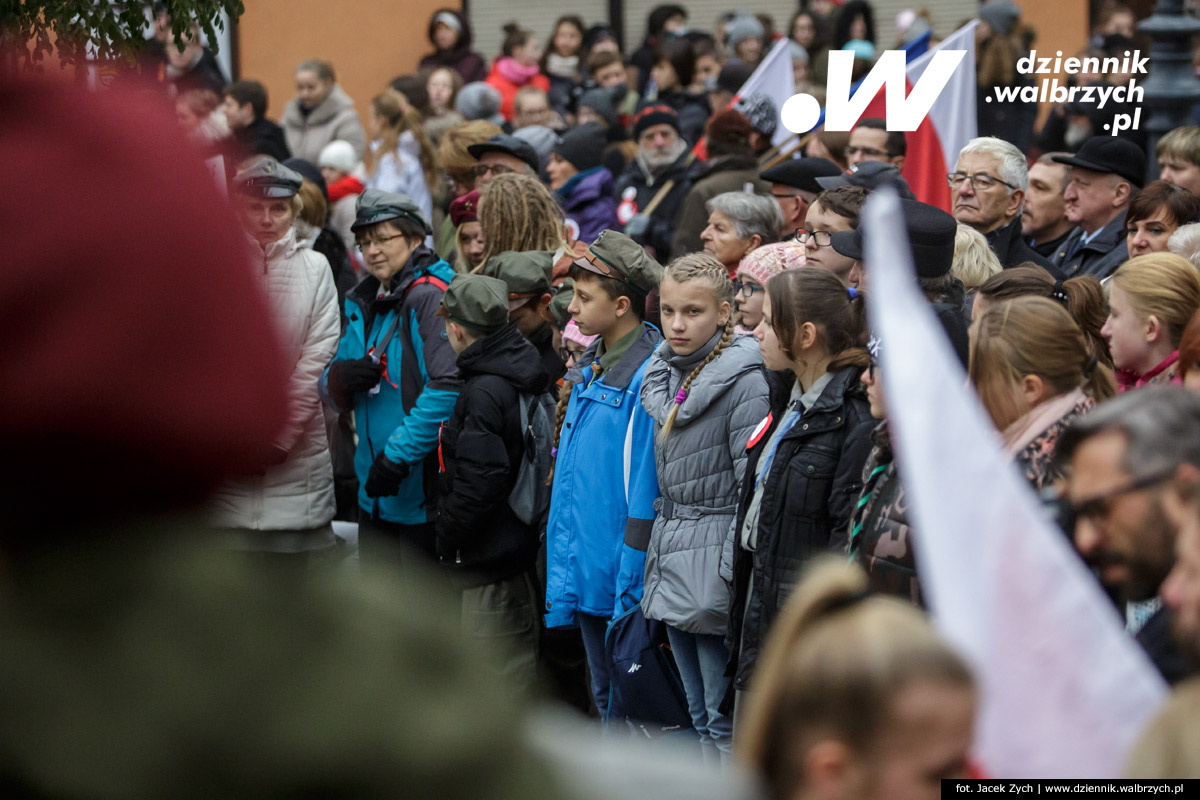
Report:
736,241,807,286
562,320,597,349
552,123,606,172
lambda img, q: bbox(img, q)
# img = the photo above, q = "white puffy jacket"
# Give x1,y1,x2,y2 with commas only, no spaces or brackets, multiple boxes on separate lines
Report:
209,227,341,531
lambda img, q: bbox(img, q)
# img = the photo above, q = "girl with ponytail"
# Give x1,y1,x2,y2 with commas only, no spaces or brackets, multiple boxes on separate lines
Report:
728,268,877,715
738,558,976,800
639,253,770,759
970,295,1117,490
363,90,437,227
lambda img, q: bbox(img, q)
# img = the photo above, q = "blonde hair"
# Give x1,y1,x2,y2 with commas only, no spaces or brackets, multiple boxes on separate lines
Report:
436,119,503,187
1109,253,1200,350
364,90,438,190
952,223,1002,291
1125,678,1200,779
296,179,327,229
737,558,974,800
969,296,1116,431
477,173,569,269
659,254,735,441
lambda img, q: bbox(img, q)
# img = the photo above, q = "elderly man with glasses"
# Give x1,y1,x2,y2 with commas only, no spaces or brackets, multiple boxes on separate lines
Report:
949,136,1061,275
1056,385,1200,685
466,133,539,187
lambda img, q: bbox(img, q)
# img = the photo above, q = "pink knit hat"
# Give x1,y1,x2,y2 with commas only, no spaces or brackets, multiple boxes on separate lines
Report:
562,320,597,349
736,241,806,286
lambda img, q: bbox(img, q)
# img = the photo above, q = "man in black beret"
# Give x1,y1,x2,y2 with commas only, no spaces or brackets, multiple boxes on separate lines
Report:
1051,137,1147,280
467,133,540,186
760,156,842,236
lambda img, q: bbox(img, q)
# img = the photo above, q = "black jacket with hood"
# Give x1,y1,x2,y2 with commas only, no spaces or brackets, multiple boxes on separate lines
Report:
419,9,488,84
436,324,549,587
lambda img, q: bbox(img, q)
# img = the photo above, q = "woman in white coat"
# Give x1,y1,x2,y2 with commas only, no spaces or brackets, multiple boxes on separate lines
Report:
209,158,342,558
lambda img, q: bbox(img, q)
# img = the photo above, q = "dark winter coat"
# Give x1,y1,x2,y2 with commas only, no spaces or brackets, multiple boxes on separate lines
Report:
727,366,876,691
436,324,548,586
848,423,923,607
986,216,1062,277
232,117,291,163
559,167,621,245
615,149,699,260
527,323,566,393
1052,211,1129,281
670,153,771,262
418,9,488,84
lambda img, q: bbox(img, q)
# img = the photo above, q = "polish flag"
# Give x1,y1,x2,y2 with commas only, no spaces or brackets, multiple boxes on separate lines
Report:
862,189,1168,778
859,22,978,211
732,37,797,148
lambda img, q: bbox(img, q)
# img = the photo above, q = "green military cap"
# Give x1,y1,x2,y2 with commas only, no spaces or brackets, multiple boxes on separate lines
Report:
573,230,663,295
482,251,553,309
352,188,431,235
234,157,303,199
548,279,574,330
436,273,510,332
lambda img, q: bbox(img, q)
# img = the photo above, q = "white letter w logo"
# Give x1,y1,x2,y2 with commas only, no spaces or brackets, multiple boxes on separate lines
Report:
782,49,966,133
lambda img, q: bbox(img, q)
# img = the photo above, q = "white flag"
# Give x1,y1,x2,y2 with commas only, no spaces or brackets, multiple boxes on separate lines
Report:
863,189,1168,778
734,38,796,147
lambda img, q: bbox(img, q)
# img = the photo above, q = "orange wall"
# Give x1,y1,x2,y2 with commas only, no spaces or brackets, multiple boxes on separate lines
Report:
236,0,451,126
1021,1,1090,132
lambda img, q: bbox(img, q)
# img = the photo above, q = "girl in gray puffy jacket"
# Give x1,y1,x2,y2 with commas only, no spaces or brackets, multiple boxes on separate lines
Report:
640,253,770,760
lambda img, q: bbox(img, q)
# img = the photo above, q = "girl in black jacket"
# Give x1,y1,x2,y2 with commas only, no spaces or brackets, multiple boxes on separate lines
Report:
726,269,876,710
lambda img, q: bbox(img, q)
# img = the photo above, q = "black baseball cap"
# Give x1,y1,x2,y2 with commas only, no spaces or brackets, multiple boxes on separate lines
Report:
816,161,916,199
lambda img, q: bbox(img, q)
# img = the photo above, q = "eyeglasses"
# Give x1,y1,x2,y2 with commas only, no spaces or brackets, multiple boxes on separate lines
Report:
946,172,1017,191
355,232,407,252
846,145,890,158
559,345,584,365
733,280,764,300
795,228,833,246
472,163,515,178
1063,469,1176,526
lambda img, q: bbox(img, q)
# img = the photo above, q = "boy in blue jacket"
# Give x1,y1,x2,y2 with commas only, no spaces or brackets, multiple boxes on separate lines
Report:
545,230,662,718
319,190,461,560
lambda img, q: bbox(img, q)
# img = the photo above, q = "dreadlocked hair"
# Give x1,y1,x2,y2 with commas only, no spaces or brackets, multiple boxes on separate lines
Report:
659,253,735,442
546,378,575,485
365,89,439,191
476,173,570,270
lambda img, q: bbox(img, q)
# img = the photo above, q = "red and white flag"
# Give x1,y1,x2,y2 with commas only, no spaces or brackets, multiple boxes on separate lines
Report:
733,37,797,148
858,22,978,210
863,188,1168,778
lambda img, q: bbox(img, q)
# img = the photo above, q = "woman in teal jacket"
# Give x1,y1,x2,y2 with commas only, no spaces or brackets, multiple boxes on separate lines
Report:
320,189,460,558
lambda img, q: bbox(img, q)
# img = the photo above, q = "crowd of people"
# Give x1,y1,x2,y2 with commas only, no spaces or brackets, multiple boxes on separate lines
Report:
9,0,1200,796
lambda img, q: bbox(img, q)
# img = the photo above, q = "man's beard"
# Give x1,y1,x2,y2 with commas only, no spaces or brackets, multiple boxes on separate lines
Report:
640,138,687,170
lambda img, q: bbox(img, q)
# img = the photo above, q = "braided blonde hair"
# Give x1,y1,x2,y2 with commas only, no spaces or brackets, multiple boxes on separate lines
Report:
659,253,736,442
546,377,575,485
477,173,570,270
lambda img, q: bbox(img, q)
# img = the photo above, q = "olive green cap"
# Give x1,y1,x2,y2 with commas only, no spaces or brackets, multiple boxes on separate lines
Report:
482,251,553,309
436,273,510,332
572,230,662,295
548,279,574,330
234,157,302,199
352,188,431,234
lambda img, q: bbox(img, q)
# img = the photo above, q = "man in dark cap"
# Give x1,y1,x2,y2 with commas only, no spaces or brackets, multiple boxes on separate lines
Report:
320,189,461,560
483,250,565,391
816,160,916,199
435,273,549,694
616,102,699,259
837,198,970,365
1051,137,1147,280
708,62,755,115
467,133,540,186
759,156,843,236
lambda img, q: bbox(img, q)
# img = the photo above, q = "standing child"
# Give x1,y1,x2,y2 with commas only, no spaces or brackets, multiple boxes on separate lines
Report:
640,254,770,759
435,273,549,694
544,231,663,719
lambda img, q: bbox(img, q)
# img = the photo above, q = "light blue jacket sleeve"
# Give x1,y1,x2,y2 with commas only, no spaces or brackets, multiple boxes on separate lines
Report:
613,396,661,616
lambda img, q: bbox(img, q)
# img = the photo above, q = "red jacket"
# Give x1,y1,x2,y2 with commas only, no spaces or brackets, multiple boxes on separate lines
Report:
484,60,550,122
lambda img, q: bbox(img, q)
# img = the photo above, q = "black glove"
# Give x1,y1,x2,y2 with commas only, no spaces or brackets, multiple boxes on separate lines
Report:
364,451,410,498
328,356,384,407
